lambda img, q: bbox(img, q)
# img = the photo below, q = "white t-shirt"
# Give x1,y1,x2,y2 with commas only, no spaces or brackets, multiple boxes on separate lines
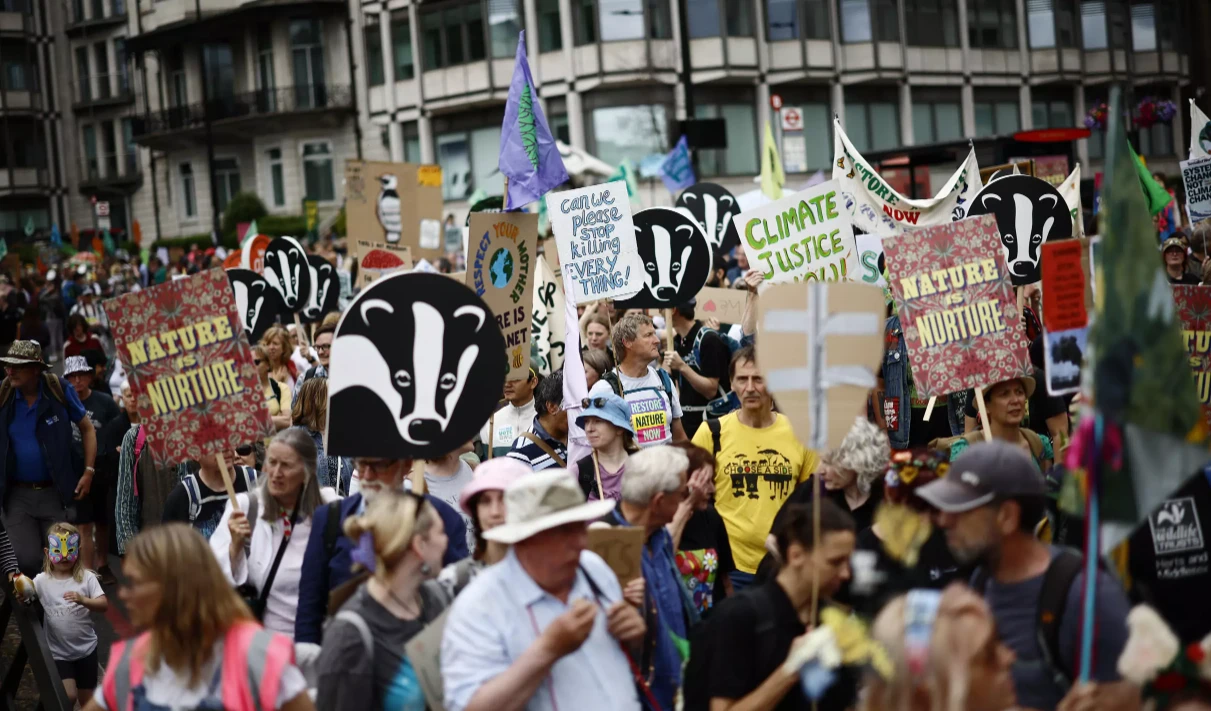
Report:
426,460,476,553
588,366,683,447
34,570,104,661
479,399,537,457
94,640,308,710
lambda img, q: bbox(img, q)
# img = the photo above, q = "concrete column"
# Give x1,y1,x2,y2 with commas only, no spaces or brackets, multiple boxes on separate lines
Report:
1074,84,1088,168
900,82,913,146
379,9,402,161
1172,84,1185,160
1015,0,1029,79
557,0,585,147
567,89,586,149
831,80,845,129
408,3,433,162
961,82,975,138
1019,83,1032,129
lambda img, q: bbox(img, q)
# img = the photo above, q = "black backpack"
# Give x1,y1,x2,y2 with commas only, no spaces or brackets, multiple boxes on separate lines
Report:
970,548,1084,691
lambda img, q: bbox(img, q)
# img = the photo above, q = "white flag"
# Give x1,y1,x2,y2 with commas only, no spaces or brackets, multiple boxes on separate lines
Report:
1190,99,1211,159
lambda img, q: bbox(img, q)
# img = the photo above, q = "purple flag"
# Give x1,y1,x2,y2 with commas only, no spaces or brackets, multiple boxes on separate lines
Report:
658,135,695,194
499,31,568,210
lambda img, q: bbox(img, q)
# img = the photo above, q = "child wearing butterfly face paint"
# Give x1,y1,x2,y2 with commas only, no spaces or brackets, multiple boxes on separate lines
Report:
33,522,107,708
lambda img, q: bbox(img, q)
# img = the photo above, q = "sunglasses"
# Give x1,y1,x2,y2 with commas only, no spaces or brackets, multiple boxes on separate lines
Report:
581,397,609,409
315,344,331,353
236,444,253,456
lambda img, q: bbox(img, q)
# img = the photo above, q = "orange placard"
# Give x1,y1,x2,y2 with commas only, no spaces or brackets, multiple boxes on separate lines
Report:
1040,240,1088,333
417,165,443,187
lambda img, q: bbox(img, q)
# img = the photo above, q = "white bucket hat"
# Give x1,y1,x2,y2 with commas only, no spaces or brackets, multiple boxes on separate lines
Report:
483,469,616,545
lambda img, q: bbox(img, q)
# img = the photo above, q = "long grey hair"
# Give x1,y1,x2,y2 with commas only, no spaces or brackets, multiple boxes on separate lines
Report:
258,428,323,521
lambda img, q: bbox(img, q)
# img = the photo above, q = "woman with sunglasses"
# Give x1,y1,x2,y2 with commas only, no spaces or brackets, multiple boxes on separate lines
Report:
574,393,638,501
254,344,291,431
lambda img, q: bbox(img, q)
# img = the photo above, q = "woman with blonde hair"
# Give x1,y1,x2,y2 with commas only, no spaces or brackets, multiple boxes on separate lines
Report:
254,344,291,431
290,377,353,494
86,523,313,711
315,489,449,711
210,428,339,637
863,584,1017,711
260,326,297,392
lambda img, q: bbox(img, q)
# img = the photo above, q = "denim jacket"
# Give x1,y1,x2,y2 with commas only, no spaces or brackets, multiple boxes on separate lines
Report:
882,315,964,449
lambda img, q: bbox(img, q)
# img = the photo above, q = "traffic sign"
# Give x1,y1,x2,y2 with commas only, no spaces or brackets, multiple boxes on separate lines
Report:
95,201,110,217
770,94,783,111
781,107,803,132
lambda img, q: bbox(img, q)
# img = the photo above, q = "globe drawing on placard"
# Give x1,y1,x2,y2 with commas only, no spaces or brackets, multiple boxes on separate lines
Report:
489,248,513,288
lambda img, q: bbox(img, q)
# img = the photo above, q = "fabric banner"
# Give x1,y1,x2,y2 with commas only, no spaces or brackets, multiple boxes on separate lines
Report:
466,212,538,380
546,181,643,304
882,214,1032,397
106,269,273,468
731,179,858,283
1040,240,1089,396
1057,165,1084,239
530,255,566,376
1181,156,1211,224
1191,99,1211,160
659,135,696,194
832,118,983,238
1173,285,1211,430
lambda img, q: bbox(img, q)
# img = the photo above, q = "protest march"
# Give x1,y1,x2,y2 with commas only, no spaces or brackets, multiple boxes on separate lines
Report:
8,34,1211,711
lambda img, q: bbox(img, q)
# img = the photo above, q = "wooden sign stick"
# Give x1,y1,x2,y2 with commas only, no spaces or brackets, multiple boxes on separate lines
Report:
487,411,496,458
410,458,427,496
215,452,240,511
923,396,937,421
592,450,605,500
974,388,993,442
294,312,310,350
664,308,674,353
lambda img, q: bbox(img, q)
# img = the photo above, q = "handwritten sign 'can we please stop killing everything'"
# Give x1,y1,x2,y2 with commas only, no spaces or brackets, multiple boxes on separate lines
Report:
546,180,643,304
731,179,858,284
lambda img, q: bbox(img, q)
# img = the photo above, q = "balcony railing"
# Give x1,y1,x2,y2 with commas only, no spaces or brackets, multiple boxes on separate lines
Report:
80,150,140,189
132,83,352,138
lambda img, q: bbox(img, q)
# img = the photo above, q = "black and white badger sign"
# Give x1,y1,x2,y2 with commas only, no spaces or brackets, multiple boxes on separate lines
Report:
327,272,506,459
676,182,741,256
964,175,1072,286
227,268,285,342
615,207,712,310
262,236,312,312
299,254,340,324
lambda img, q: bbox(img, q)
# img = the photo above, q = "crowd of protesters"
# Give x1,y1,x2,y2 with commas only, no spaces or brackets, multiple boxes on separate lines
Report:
0,228,1205,711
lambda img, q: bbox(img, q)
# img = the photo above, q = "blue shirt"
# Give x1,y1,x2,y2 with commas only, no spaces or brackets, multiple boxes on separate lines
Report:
612,507,687,711
10,381,87,483
441,548,640,711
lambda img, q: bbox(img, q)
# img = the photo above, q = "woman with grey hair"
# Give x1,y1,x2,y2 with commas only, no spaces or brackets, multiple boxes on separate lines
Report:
209,428,340,637
817,417,890,533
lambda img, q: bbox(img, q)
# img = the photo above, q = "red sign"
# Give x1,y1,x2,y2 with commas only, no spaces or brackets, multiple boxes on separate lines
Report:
781,108,803,132
107,268,273,468
770,93,783,110
1173,285,1211,429
882,214,1032,397
1013,128,1092,143
1040,240,1088,332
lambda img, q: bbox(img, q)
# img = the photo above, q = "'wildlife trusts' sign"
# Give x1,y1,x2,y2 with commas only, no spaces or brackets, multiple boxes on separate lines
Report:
731,179,858,284
546,180,643,305
107,268,273,468
344,160,445,263
466,212,537,380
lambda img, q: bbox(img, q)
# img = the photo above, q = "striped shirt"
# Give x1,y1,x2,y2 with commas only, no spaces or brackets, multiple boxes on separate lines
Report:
0,519,18,577
505,417,567,471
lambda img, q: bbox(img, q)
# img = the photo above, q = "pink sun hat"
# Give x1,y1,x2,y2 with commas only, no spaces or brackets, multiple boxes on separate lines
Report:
458,457,533,515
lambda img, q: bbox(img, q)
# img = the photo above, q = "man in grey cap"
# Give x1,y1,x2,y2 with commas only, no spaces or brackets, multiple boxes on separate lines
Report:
917,440,1133,711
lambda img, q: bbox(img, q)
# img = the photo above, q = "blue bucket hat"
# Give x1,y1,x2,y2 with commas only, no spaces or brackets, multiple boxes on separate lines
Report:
575,393,634,434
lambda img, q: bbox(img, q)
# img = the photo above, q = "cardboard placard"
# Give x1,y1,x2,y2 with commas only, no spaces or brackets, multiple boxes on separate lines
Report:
546,180,643,304
754,280,884,451
1181,155,1211,224
588,526,644,584
882,214,1032,398
531,255,566,376
732,180,858,284
403,610,450,711
1174,285,1211,430
356,241,413,287
1040,241,1089,333
106,269,273,468
466,212,537,380
345,161,445,264
695,286,749,325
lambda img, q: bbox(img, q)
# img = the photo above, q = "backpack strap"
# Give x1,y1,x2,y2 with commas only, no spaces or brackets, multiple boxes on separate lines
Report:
1022,429,1045,460
183,474,203,522
322,498,344,562
602,370,624,398
222,621,293,711
42,374,67,406
1037,549,1083,690
335,609,374,661
521,432,567,468
656,367,675,401
707,418,721,458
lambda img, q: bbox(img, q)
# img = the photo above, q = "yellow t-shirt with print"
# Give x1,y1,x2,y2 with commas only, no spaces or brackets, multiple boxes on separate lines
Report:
692,411,817,573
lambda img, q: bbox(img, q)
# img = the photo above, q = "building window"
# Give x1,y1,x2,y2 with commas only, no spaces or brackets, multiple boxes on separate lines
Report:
1028,0,1077,48
167,48,186,107
1,46,33,91
688,0,721,37
255,24,276,107
91,0,103,20
489,0,523,58
93,43,110,99
591,104,668,168
1138,120,1172,157
912,91,962,144
1031,96,1074,129
595,0,669,40
766,0,796,39
1081,0,1107,48
845,97,899,152
76,47,91,102
101,119,117,177
436,125,503,200
290,19,327,109
83,125,99,180
203,42,235,109
405,135,421,163
549,114,570,143
694,103,758,177
180,163,196,218
113,0,124,15
265,148,285,207
73,0,85,23
365,16,384,86
968,0,1017,47
114,37,129,94
973,93,1019,136
302,141,335,201
906,0,959,46
421,3,488,69
537,0,562,50
122,118,136,174
391,13,415,79
215,158,241,213
1130,2,1154,51
841,0,898,43
574,0,597,44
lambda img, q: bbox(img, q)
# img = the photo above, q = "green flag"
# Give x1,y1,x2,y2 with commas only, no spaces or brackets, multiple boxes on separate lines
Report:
1129,143,1174,217
606,160,640,206
102,229,116,255
23,217,34,238
241,219,259,247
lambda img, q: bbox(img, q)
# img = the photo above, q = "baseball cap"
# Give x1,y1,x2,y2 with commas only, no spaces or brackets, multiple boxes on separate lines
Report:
1161,237,1186,254
915,440,1046,514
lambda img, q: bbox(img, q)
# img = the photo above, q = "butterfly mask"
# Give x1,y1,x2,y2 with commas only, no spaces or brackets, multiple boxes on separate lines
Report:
47,532,80,565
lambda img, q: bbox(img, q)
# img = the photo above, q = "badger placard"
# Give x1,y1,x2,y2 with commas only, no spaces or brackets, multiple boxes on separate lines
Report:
731,179,858,284
615,207,712,309
107,268,273,468
676,183,741,256
262,237,312,313
466,211,537,380
299,254,340,324
963,175,1072,286
226,268,285,341
327,273,506,459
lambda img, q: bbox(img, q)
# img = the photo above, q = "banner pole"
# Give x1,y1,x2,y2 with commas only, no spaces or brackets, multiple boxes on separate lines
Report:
664,308,674,353
294,312,310,350
923,396,937,422
215,452,240,512
592,450,605,500
974,388,993,442
410,458,427,496
487,411,496,458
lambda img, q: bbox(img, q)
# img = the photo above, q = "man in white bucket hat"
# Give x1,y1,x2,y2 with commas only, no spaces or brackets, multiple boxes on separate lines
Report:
442,469,647,711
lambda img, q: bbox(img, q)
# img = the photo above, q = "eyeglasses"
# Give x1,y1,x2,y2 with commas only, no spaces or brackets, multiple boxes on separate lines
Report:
315,345,331,353
235,444,253,456
581,397,609,409
253,359,262,365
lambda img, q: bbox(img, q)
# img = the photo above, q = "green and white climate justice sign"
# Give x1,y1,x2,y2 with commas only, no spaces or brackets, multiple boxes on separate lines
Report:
731,179,858,283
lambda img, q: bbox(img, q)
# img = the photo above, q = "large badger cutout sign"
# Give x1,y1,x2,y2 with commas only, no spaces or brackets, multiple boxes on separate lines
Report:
327,272,505,459
964,175,1072,285
615,207,712,310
